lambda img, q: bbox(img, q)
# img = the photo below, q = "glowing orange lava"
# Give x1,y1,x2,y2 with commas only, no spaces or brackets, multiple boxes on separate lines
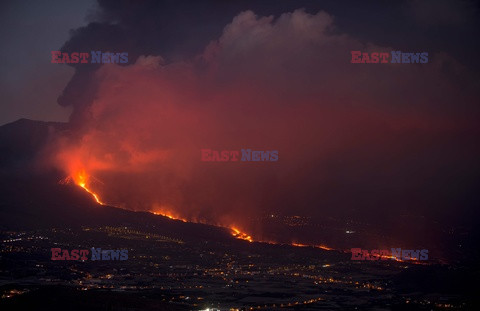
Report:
292,242,334,251
152,209,253,242
71,170,105,205
230,227,253,242
316,244,334,251
150,211,336,248
378,254,424,264
152,211,187,222
65,173,338,250
61,174,426,263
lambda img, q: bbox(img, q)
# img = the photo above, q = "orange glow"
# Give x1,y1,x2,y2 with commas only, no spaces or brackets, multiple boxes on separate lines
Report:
316,244,334,251
63,171,337,250
372,252,427,265
230,227,253,242
291,242,308,247
152,211,337,248
152,210,187,222
151,210,253,243
292,242,334,251
59,168,427,263
71,170,105,205
151,208,252,242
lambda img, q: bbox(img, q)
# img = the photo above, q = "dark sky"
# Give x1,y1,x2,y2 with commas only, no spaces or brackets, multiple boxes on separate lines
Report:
0,0,96,125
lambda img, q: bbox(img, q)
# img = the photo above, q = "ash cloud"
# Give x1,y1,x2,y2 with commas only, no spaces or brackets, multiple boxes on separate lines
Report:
50,3,480,244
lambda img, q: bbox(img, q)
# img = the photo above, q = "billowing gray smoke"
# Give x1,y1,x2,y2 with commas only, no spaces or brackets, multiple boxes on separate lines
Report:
50,1,480,248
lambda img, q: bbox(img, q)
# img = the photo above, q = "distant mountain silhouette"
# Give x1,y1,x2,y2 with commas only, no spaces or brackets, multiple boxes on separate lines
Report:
0,118,67,169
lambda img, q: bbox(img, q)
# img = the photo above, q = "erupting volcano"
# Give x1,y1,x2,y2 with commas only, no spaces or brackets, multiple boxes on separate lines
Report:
2,1,479,309
60,170,106,206
74,171,105,205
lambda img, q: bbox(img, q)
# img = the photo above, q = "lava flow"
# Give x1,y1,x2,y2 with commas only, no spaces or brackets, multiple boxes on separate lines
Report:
291,242,334,251
71,170,105,205
66,181,426,264
152,211,253,242
230,227,253,242
152,211,187,222
66,173,336,250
